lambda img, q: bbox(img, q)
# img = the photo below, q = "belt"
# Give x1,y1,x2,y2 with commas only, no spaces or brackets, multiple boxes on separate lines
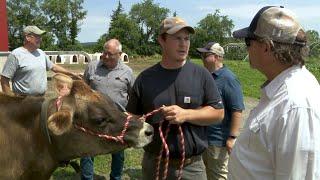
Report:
166,155,202,167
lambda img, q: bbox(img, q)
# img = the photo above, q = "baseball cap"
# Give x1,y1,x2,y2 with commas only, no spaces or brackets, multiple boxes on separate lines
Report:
196,42,225,57
23,26,46,35
233,6,306,46
160,17,195,35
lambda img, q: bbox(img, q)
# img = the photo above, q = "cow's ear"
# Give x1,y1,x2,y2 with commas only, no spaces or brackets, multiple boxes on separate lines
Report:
48,110,73,135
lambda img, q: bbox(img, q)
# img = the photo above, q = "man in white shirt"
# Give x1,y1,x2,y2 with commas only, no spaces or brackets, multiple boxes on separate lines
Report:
1,25,80,96
228,6,320,180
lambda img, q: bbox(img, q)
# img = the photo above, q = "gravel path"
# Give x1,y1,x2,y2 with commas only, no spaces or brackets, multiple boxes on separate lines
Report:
242,96,259,122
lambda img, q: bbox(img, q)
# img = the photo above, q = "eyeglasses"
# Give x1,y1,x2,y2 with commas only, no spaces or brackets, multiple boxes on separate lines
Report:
102,51,120,58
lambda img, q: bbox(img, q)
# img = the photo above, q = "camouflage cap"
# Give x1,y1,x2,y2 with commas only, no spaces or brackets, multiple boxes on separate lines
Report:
233,6,306,46
196,42,225,57
160,17,195,35
23,26,46,35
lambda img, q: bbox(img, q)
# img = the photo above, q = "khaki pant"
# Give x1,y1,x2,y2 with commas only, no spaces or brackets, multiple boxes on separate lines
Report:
142,151,207,180
202,145,229,180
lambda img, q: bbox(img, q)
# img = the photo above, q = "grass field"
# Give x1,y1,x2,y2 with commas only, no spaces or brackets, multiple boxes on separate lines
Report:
51,55,319,179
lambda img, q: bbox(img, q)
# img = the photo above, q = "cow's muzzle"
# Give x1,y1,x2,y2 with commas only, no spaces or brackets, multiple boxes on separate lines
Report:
134,122,154,148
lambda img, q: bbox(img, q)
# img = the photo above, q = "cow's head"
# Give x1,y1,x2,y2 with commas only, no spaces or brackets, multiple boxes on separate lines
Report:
45,74,153,159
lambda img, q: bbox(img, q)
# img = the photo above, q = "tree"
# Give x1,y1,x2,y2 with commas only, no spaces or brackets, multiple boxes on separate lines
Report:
41,0,86,50
306,30,320,57
190,9,234,57
107,1,141,55
108,15,141,55
69,0,86,47
7,0,52,50
173,11,177,17
110,1,123,27
129,0,169,55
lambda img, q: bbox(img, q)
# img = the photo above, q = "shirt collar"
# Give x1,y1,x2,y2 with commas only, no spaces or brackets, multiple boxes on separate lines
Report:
212,64,226,76
263,65,302,99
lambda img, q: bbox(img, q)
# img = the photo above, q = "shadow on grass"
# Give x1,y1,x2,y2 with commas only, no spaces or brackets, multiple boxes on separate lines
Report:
51,168,77,179
52,169,107,180
122,168,142,180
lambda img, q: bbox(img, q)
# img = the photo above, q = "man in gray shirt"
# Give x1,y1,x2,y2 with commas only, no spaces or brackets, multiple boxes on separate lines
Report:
0,25,80,96
81,39,134,180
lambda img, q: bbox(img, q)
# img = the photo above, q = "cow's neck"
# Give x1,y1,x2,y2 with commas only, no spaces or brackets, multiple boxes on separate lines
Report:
0,95,60,179
31,100,61,178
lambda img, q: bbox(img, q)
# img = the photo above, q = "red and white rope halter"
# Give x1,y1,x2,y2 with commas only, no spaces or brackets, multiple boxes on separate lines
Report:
144,108,186,180
73,114,132,145
55,97,132,145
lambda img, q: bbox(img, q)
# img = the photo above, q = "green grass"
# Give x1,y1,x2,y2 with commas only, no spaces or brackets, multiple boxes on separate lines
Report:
191,58,266,99
51,148,144,179
52,56,320,179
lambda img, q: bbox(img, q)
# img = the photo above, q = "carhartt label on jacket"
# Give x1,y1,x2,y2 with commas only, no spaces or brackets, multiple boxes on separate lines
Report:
184,96,191,103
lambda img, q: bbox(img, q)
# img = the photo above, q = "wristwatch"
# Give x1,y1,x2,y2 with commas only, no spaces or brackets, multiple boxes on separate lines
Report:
228,135,237,139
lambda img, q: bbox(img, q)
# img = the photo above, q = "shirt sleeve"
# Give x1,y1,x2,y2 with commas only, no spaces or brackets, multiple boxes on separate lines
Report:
274,108,319,179
128,68,135,88
223,77,245,111
1,54,18,79
126,75,142,115
45,55,54,70
203,69,224,109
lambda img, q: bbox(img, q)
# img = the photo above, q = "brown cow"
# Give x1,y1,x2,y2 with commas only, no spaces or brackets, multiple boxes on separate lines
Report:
0,79,153,180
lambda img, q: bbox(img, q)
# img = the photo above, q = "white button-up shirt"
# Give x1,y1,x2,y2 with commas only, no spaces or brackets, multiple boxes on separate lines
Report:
228,65,320,180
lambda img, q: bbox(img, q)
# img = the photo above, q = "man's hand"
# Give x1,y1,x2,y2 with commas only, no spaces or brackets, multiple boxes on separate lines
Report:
0,75,14,96
161,105,187,124
226,138,236,154
71,72,83,80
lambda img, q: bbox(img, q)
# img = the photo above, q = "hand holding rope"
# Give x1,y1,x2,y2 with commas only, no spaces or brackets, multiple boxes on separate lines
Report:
143,105,186,180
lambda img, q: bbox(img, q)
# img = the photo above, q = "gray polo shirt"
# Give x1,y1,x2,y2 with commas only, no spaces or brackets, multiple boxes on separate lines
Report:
83,60,134,108
1,47,53,95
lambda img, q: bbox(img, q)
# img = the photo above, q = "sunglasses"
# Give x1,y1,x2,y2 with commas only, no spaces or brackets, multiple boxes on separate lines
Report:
201,53,214,59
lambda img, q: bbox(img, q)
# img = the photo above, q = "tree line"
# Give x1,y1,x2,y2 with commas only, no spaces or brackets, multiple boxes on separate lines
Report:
7,0,320,58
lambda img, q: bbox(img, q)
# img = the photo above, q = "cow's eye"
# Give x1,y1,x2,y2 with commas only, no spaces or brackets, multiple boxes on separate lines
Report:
92,117,109,126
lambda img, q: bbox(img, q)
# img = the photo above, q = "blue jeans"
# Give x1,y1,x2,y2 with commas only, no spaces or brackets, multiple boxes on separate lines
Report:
80,151,124,180
80,157,94,180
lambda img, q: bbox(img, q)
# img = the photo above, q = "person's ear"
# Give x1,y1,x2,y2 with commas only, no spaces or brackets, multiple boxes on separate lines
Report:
264,41,272,52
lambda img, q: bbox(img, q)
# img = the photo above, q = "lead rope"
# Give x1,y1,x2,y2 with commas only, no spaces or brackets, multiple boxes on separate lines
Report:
56,95,63,111
144,108,185,180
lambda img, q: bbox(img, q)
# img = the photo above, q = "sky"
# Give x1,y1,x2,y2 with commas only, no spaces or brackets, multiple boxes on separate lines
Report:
77,0,320,43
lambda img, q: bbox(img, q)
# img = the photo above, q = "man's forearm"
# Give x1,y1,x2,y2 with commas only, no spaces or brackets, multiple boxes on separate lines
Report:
184,106,224,126
51,64,81,79
229,111,243,136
